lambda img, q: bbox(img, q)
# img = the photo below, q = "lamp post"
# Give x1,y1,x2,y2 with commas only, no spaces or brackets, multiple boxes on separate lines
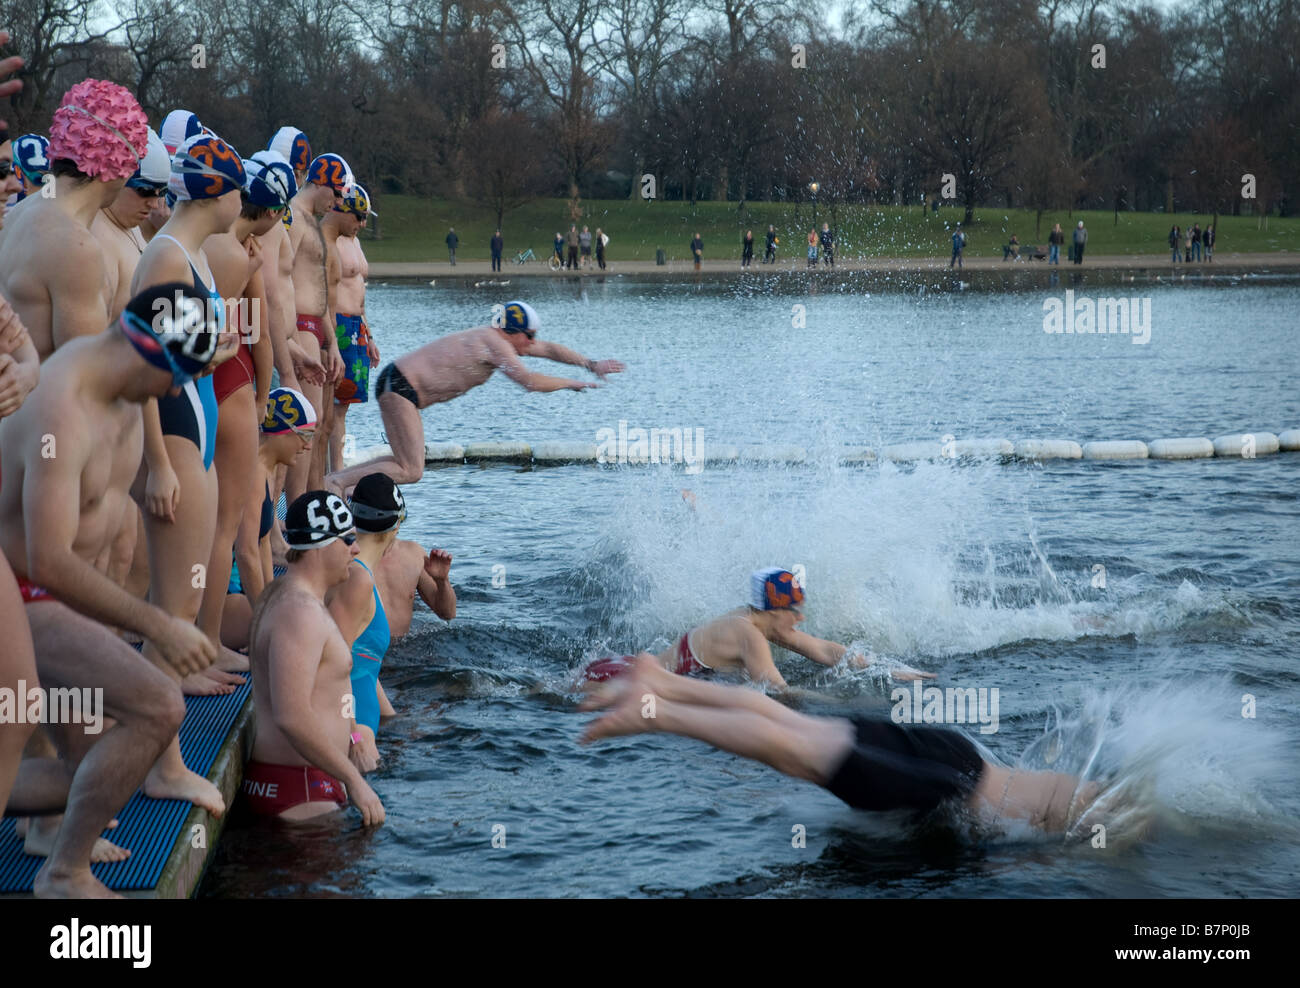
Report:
809,182,819,228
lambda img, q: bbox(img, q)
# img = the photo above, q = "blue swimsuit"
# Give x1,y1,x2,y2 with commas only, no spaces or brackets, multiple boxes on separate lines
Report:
350,559,391,733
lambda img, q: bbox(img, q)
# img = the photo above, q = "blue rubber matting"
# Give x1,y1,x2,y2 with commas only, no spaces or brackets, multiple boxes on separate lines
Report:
0,678,251,893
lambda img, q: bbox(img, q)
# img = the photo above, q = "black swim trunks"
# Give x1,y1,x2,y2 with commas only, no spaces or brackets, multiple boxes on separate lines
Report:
825,717,985,814
374,362,418,408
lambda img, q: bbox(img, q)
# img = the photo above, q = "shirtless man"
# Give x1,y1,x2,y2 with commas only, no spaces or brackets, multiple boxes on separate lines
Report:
0,80,149,360
192,153,295,676
582,656,1103,835
582,568,933,689
242,491,384,824
286,152,350,500
90,128,168,321
328,300,625,490
0,283,223,897
325,183,378,469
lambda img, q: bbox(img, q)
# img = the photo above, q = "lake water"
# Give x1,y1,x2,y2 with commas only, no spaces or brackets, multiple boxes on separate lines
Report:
201,269,1300,898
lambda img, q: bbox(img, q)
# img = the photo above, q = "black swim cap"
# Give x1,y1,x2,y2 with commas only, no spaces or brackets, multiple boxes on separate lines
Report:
284,490,355,549
349,473,406,533
119,282,221,385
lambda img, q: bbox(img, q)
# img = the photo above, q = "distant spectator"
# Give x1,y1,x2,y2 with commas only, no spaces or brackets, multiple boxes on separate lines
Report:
1169,225,1181,263
446,227,459,265
1006,233,1020,261
579,225,593,269
819,223,834,266
806,229,817,267
742,229,754,268
553,231,564,263
490,229,503,272
1072,221,1087,265
690,232,703,271
1184,226,1192,262
950,225,965,268
1191,223,1202,262
1048,223,1063,265
566,224,579,269
596,227,607,270
1204,224,1215,261
764,225,777,263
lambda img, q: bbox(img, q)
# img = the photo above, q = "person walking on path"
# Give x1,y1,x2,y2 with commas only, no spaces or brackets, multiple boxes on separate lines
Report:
445,227,458,266
1072,221,1087,264
806,229,817,267
565,225,579,270
489,229,503,273
1169,225,1181,263
741,230,754,268
764,225,777,263
819,223,834,266
950,225,965,268
1048,223,1063,264
690,233,703,271
595,228,607,270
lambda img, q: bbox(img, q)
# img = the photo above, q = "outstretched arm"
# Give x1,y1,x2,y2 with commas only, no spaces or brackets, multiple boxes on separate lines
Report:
526,339,624,378
738,625,789,689
489,337,597,393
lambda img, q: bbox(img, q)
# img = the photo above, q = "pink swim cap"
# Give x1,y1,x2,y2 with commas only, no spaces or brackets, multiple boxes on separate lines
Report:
47,79,148,181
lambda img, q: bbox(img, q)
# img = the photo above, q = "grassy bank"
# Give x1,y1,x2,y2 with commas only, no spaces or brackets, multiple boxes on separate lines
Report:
360,197,1300,264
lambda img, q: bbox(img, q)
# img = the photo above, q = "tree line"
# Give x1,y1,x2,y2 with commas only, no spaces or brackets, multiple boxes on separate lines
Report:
2,0,1295,225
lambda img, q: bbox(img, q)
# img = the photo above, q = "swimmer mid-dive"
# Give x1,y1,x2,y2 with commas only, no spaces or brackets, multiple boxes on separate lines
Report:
582,568,933,689
581,655,1101,834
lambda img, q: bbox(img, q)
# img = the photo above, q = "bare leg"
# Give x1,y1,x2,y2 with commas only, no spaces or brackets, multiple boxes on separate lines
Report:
197,386,258,667
311,389,335,489
329,400,349,478
221,593,252,652
286,330,322,505
376,680,396,719
0,555,37,816
327,391,426,489
123,505,151,602
139,436,226,816
30,602,185,898
580,656,854,786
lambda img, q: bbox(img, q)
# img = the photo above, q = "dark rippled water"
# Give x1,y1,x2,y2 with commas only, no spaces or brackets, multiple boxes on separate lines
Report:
201,271,1300,898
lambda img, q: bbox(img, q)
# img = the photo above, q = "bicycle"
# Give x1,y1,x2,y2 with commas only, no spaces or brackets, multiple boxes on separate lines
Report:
513,248,536,264
548,252,563,271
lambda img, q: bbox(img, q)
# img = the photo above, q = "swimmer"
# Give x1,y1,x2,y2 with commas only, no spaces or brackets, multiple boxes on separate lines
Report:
326,473,406,772
325,183,377,470
328,301,625,490
0,283,223,897
581,568,933,689
244,491,385,825
581,654,1100,834
286,151,351,500
0,79,149,359
194,153,295,664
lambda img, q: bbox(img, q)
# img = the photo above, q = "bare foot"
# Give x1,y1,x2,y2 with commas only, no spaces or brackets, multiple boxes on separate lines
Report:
144,764,226,816
214,645,249,673
182,672,237,696
23,816,130,862
34,863,124,899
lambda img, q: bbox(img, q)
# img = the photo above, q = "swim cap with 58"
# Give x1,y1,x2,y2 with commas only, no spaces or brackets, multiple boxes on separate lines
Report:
284,491,354,550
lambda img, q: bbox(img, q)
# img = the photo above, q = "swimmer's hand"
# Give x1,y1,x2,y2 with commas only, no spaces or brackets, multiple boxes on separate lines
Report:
287,338,326,387
567,379,599,392
423,548,452,581
846,650,935,681
888,664,936,682
0,353,35,419
151,615,218,676
351,736,381,775
0,34,23,109
144,461,180,523
0,295,30,355
367,338,380,367
350,777,385,826
588,359,624,379
323,346,344,385
244,234,264,276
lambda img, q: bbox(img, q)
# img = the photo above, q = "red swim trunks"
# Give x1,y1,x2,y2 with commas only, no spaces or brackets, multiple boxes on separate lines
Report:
674,633,706,675
295,313,329,349
16,575,54,605
240,759,348,817
582,634,708,682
